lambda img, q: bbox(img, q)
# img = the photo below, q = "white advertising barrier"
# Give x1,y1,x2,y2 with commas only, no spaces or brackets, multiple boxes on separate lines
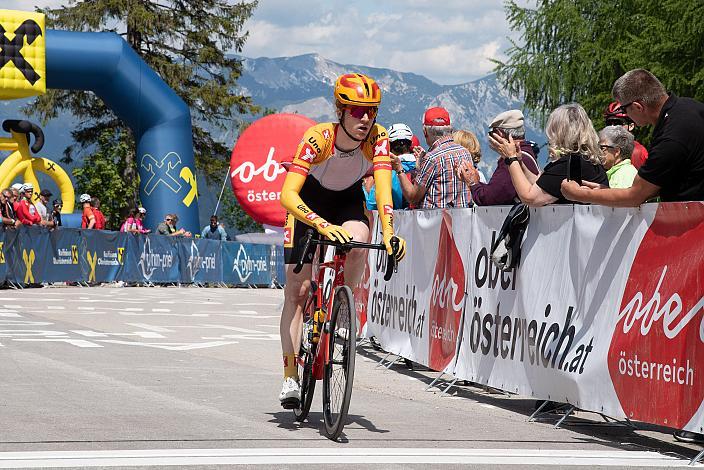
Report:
364,203,704,433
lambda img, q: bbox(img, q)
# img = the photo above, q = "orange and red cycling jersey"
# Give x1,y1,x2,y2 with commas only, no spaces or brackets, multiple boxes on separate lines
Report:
280,122,396,242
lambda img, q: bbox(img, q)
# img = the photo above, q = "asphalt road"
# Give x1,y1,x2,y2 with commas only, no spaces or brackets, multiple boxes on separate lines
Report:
0,286,701,469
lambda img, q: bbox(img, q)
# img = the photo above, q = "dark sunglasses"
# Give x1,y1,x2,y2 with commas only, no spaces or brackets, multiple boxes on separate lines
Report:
605,118,629,126
165,218,172,222
599,144,616,151
346,105,378,119
618,101,634,113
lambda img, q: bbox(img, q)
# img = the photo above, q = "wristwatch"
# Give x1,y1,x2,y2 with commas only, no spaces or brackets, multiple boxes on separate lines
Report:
506,156,521,166
396,168,405,175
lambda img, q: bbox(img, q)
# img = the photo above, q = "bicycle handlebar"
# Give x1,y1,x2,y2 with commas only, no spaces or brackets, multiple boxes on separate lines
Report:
293,229,399,281
2,119,45,154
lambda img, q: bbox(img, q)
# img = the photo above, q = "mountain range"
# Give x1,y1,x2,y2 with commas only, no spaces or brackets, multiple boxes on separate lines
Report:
0,53,546,223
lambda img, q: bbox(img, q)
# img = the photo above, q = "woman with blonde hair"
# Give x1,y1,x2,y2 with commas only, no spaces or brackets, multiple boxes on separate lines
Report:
490,103,608,206
453,129,486,183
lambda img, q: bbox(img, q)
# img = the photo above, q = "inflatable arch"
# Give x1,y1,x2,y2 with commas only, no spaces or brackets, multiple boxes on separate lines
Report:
0,9,200,231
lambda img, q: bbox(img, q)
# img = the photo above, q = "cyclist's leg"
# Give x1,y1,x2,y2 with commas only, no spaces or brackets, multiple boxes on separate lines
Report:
340,219,370,288
280,263,312,378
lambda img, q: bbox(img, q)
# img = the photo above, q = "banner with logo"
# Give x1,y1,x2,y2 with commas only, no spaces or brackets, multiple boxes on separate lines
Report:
81,230,128,283
365,203,704,433
0,231,7,282
230,113,316,226
45,228,82,282
130,234,180,283
6,226,50,284
222,242,272,286
178,238,222,284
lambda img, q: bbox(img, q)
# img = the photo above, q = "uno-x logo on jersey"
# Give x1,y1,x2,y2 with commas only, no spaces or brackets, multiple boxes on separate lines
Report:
322,129,331,140
305,212,318,222
383,205,393,216
300,145,316,163
374,140,388,157
319,221,330,229
284,227,292,245
140,152,183,195
0,20,42,85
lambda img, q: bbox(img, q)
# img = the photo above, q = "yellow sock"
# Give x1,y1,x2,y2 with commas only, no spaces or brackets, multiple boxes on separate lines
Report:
283,353,298,380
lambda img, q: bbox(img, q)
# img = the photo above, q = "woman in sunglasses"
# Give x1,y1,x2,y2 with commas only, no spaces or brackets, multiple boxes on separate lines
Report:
277,72,407,408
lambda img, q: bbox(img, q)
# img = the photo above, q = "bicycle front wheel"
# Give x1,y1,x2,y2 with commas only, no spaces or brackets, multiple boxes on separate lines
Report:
322,285,357,440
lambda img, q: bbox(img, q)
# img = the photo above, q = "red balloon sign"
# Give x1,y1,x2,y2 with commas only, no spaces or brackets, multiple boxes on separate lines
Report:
230,113,316,227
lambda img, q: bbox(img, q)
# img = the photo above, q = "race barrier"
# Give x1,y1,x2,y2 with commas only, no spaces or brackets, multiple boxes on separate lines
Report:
360,202,704,434
0,226,281,286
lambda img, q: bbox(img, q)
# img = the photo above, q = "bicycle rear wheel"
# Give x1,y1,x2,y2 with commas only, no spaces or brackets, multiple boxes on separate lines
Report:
294,304,317,422
322,285,357,440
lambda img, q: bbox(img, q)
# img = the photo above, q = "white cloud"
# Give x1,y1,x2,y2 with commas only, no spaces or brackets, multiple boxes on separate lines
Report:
241,0,517,85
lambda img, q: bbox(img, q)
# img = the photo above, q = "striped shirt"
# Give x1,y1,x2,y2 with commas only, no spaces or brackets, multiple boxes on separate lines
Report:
416,136,473,209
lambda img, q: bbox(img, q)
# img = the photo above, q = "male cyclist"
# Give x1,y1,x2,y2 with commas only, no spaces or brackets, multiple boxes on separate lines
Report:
278,73,407,408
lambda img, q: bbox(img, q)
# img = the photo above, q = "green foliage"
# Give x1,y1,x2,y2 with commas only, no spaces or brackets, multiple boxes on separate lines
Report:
494,0,704,130
28,0,261,205
72,129,139,229
219,188,262,234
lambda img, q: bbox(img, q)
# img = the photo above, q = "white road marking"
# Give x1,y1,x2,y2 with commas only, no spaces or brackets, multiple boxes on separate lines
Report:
3,305,22,309
151,308,171,312
0,312,21,317
125,323,174,333
98,340,238,351
46,306,65,310
0,447,693,468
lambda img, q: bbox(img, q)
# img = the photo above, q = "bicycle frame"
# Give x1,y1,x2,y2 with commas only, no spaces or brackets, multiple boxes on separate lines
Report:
309,245,347,381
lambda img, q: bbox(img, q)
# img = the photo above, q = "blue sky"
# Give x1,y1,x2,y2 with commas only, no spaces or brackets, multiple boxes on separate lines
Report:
10,0,520,85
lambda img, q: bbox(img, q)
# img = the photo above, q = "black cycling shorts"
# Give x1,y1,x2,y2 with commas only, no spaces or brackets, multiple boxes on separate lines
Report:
284,176,368,265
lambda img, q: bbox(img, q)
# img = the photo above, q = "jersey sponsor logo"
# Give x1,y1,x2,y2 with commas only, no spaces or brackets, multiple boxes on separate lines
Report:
284,227,292,245
374,139,389,157
296,204,310,214
307,136,322,153
383,204,393,215
319,221,330,229
299,144,316,163
305,212,318,221
322,129,331,140
369,131,387,145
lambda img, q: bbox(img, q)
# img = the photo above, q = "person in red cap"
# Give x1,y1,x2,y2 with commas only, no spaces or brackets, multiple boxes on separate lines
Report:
395,106,472,208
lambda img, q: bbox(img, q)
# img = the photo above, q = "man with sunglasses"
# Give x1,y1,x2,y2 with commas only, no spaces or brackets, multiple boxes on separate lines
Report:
603,101,649,169
563,68,704,206
278,72,407,408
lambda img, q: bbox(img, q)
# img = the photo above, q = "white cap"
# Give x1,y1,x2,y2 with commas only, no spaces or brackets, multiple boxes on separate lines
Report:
138,207,146,214
79,193,91,203
21,183,34,192
11,183,23,190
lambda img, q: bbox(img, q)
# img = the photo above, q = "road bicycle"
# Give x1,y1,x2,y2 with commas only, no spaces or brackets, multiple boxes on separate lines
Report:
292,229,398,441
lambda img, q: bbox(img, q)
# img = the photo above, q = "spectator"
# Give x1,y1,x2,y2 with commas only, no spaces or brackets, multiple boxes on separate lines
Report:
120,207,150,234
599,126,637,189
457,110,540,205
201,215,227,240
396,107,472,208
10,183,22,212
1,188,18,229
604,101,649,169
91,197,106,230
35,189,55,228
157,213,191,237
563,68,704,207
452,129,487,183
16,184,41,225
80,193,96,229
51,199,63,227
369,123,414,210
493,103,608,206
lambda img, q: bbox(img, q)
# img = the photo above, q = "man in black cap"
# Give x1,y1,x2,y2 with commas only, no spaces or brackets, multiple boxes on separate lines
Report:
36,188,55,228
51,199,63,227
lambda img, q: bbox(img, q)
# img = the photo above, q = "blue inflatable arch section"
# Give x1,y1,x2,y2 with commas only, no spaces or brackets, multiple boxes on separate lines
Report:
45,30,199,232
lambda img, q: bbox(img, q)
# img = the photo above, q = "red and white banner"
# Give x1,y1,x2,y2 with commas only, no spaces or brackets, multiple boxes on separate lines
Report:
363,203,704,432
230,114,316,227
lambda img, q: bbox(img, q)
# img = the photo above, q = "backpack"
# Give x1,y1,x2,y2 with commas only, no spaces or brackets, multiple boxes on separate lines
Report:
490,203,530,271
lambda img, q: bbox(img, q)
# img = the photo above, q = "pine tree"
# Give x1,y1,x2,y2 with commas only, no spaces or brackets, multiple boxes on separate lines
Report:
494,0,704,128
29,0,260,209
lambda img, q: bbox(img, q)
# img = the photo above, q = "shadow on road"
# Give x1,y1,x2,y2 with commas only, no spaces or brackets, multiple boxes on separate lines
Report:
267,410,390,442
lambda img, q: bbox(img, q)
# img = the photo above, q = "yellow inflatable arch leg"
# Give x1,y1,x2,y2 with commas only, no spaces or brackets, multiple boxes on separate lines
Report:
1,158,75,213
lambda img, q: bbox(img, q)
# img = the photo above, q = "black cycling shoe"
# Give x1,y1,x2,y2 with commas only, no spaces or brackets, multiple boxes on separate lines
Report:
673,430,704,444
280,397,300,410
